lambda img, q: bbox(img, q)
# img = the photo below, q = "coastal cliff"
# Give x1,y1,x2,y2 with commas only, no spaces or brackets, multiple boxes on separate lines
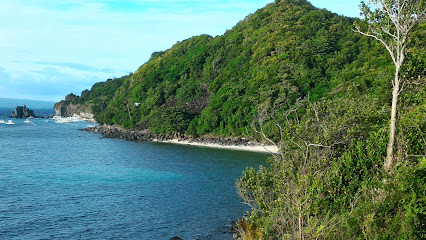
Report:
54,94,95,122
54,77,126,123
53,0,426,238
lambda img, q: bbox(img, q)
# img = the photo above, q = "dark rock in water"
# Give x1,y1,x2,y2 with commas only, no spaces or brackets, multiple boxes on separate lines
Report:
12,105,36,118
169,237,183,240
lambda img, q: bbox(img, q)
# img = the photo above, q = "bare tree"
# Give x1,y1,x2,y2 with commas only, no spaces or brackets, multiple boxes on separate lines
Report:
354,0,425,171
239,98,346,239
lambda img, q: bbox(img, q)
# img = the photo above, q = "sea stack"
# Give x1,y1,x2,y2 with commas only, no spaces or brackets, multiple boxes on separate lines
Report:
12,105,36,118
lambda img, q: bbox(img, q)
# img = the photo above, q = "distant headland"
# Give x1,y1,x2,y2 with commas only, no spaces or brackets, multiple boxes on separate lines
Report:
0,98,55,109
0,98,56,118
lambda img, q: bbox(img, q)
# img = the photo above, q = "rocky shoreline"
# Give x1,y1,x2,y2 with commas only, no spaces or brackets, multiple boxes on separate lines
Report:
81,124,279,154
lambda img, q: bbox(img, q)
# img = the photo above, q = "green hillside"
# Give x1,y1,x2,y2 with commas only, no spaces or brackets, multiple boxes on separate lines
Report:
54,74,129,118
60,0,425,238
95,0,394,136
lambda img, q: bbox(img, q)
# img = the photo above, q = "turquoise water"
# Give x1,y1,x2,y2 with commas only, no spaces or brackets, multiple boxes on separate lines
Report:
0,118,267,239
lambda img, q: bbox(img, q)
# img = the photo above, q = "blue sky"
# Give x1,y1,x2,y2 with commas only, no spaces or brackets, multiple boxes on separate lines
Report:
0,0,362,101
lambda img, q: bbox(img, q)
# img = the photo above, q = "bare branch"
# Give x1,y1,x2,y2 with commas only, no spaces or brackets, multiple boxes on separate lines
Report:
255,126,276,146
383,3,399,27
416,124,426,148
308,99,328,134
353,27,397,65
307,141,344,149
246,125,282,160
398,81,405,95
381,26,398,39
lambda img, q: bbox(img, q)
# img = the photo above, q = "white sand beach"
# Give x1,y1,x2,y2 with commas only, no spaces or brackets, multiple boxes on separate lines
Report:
153,138,279,154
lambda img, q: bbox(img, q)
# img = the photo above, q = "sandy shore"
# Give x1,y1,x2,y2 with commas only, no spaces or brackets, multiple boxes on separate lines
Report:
152,138,279,154
83,124,279,154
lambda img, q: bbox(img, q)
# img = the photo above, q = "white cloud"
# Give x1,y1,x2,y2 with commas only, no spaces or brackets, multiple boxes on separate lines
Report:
1,0,273,101
0,0,359,101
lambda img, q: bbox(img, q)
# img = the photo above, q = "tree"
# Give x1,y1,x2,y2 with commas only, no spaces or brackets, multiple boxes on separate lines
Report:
354,0,425,171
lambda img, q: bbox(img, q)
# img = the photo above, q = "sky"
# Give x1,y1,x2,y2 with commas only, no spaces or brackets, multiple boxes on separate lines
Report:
0,0,362,102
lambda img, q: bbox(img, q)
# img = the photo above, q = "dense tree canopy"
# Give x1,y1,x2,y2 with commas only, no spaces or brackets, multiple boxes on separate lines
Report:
58,0,425,238
71,0,396,137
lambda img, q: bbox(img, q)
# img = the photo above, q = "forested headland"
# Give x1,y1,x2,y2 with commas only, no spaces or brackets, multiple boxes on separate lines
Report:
56,0,425,238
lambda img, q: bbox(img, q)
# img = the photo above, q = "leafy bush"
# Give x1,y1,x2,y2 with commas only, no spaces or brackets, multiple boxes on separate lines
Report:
237,91,426,239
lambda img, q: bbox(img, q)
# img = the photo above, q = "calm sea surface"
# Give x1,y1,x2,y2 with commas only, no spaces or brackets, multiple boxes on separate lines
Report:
0,118,267,240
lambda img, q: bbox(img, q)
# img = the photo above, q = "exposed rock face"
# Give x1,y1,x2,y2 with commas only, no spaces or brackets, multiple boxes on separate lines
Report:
82,124,254,146
54,94,95,122
54,94,80,117
12,105,36,118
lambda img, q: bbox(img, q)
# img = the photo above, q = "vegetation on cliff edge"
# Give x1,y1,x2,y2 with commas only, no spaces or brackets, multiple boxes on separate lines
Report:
58,0,425,238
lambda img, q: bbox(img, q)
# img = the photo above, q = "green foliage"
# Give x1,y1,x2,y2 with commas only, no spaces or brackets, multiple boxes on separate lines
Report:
403,22,426,80
237,96,392,239
59,75,129,124
150,108,193,134
74,0,402,134
55,0,425,238
336,158,426,240
58,0,424,138
355,0,425,170
237,90,426,238
175,81,202,105
99,34,212,129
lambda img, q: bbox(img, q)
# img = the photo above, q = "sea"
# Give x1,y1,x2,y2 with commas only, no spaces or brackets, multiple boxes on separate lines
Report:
0,116,268,239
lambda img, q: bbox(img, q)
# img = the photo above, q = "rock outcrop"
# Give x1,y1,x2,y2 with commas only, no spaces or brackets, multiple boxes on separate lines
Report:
83,124,260,147
54,94,95,122
53,94,81,117
12,105,36,118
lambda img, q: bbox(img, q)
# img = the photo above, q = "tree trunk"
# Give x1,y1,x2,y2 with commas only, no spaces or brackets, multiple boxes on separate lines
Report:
385,68,400,171
298,211,303,240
